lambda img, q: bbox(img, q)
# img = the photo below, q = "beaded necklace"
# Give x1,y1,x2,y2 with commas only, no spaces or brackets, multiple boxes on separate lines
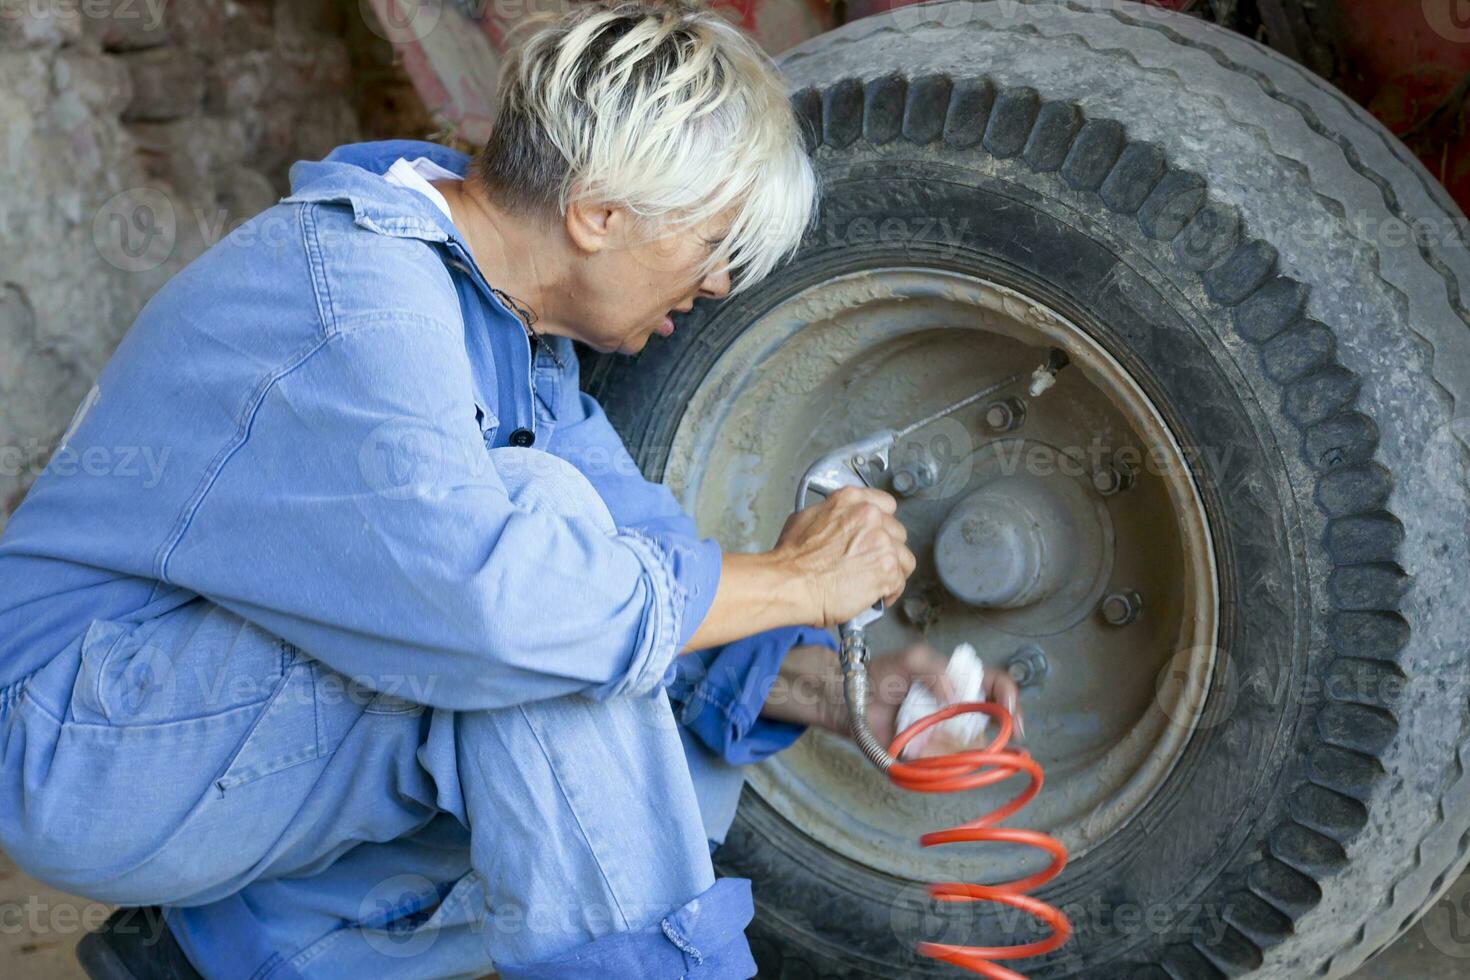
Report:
490,285,563,369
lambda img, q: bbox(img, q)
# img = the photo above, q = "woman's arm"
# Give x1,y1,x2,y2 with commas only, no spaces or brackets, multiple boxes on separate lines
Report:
683,487,915,651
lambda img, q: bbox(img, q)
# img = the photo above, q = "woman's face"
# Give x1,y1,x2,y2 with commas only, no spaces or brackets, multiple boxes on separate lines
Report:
565,206,734,355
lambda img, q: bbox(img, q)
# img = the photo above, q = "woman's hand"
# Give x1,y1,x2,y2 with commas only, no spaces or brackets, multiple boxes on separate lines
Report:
772,487,916,627
683,487,917,652
761,642,1024,756
863,643,1024,752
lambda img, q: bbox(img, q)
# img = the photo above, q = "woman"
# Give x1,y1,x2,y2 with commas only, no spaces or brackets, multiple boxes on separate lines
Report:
0,3,1015,977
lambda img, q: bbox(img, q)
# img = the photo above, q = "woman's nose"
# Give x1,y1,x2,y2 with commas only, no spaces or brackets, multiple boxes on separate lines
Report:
699,264,731,299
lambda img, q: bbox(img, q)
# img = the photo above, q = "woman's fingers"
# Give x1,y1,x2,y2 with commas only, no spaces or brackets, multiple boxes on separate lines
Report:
775,486,918,626
984,667,1024,741
898,643,957,704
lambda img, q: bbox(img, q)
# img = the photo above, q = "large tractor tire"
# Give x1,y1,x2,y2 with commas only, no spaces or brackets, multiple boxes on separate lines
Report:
586,1,1470,976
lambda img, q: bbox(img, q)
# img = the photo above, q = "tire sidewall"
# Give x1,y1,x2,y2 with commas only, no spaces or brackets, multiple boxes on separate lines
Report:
594,156,1318,975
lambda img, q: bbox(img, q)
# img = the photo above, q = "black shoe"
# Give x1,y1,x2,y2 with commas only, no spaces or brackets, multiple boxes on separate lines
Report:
76,907,203,980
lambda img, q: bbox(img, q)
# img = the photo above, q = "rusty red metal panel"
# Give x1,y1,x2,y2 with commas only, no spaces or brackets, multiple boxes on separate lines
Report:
367,0,834,146
1332,0,1470,211
373,0,1468,214
364,0,501,144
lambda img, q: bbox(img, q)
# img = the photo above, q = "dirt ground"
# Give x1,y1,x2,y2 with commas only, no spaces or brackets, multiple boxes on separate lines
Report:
5,850,1469,978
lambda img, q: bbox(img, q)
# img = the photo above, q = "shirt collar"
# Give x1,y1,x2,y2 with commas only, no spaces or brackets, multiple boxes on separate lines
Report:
283,140,547,341
283,140,473,244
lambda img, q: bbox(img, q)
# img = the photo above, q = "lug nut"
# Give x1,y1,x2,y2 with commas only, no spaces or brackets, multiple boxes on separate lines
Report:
1092,464,1136,496
1006,645,1049,689
984,397,1027,433
901,595,938,629
1100,589,1143,626
892,460,937,496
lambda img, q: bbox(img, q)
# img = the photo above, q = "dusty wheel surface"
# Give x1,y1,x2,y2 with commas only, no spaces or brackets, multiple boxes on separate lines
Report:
585,2,1470,977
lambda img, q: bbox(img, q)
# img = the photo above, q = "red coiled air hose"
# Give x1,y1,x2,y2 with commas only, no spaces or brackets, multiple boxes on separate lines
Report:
886,701,1072,980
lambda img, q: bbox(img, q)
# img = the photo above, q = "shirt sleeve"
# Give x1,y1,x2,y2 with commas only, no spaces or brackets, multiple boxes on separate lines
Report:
664,625,837,765
545,353,829,763
161,319,693,711
543,364,722,649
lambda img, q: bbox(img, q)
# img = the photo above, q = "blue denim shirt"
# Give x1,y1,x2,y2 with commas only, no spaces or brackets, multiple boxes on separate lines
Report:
0,140,830,761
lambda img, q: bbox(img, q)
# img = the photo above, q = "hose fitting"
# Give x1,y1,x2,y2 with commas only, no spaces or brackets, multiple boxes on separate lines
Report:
839,627,895,772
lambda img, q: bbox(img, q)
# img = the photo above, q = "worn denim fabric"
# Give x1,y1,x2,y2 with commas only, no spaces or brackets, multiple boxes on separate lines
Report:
666,626,834,766
1,450,756,978
0,141,831,977
0,139,718,708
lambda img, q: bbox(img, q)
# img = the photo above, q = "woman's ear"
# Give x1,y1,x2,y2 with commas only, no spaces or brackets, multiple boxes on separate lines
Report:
565,200,621,255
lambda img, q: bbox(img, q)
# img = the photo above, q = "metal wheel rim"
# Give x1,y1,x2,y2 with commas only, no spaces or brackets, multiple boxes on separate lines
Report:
665,267,1220,882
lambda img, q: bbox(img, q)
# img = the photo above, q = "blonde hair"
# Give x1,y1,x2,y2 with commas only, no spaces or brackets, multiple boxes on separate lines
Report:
476,0,817,293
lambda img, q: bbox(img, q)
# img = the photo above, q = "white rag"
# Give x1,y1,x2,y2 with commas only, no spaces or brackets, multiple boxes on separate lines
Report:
894,642,991,759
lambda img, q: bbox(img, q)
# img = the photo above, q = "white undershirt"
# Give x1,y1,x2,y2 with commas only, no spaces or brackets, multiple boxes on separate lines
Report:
382,156,461,221
384,156,542,347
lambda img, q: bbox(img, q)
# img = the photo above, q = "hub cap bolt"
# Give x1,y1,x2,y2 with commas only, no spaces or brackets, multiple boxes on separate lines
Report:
1100,588,1143,626
892,460,937,496
901,595,937,629
1092,464,1136,496
1006,645,1049,689
984,397,1027,433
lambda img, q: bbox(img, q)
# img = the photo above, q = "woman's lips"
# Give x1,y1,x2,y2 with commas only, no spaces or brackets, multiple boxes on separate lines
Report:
656,314,675,337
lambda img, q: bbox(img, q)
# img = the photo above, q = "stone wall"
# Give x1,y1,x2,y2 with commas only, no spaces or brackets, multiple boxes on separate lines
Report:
0,0,431,523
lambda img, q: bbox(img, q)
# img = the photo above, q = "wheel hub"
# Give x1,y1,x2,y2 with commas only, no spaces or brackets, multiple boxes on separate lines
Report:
663,267,1219,882
934,467,1114,628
